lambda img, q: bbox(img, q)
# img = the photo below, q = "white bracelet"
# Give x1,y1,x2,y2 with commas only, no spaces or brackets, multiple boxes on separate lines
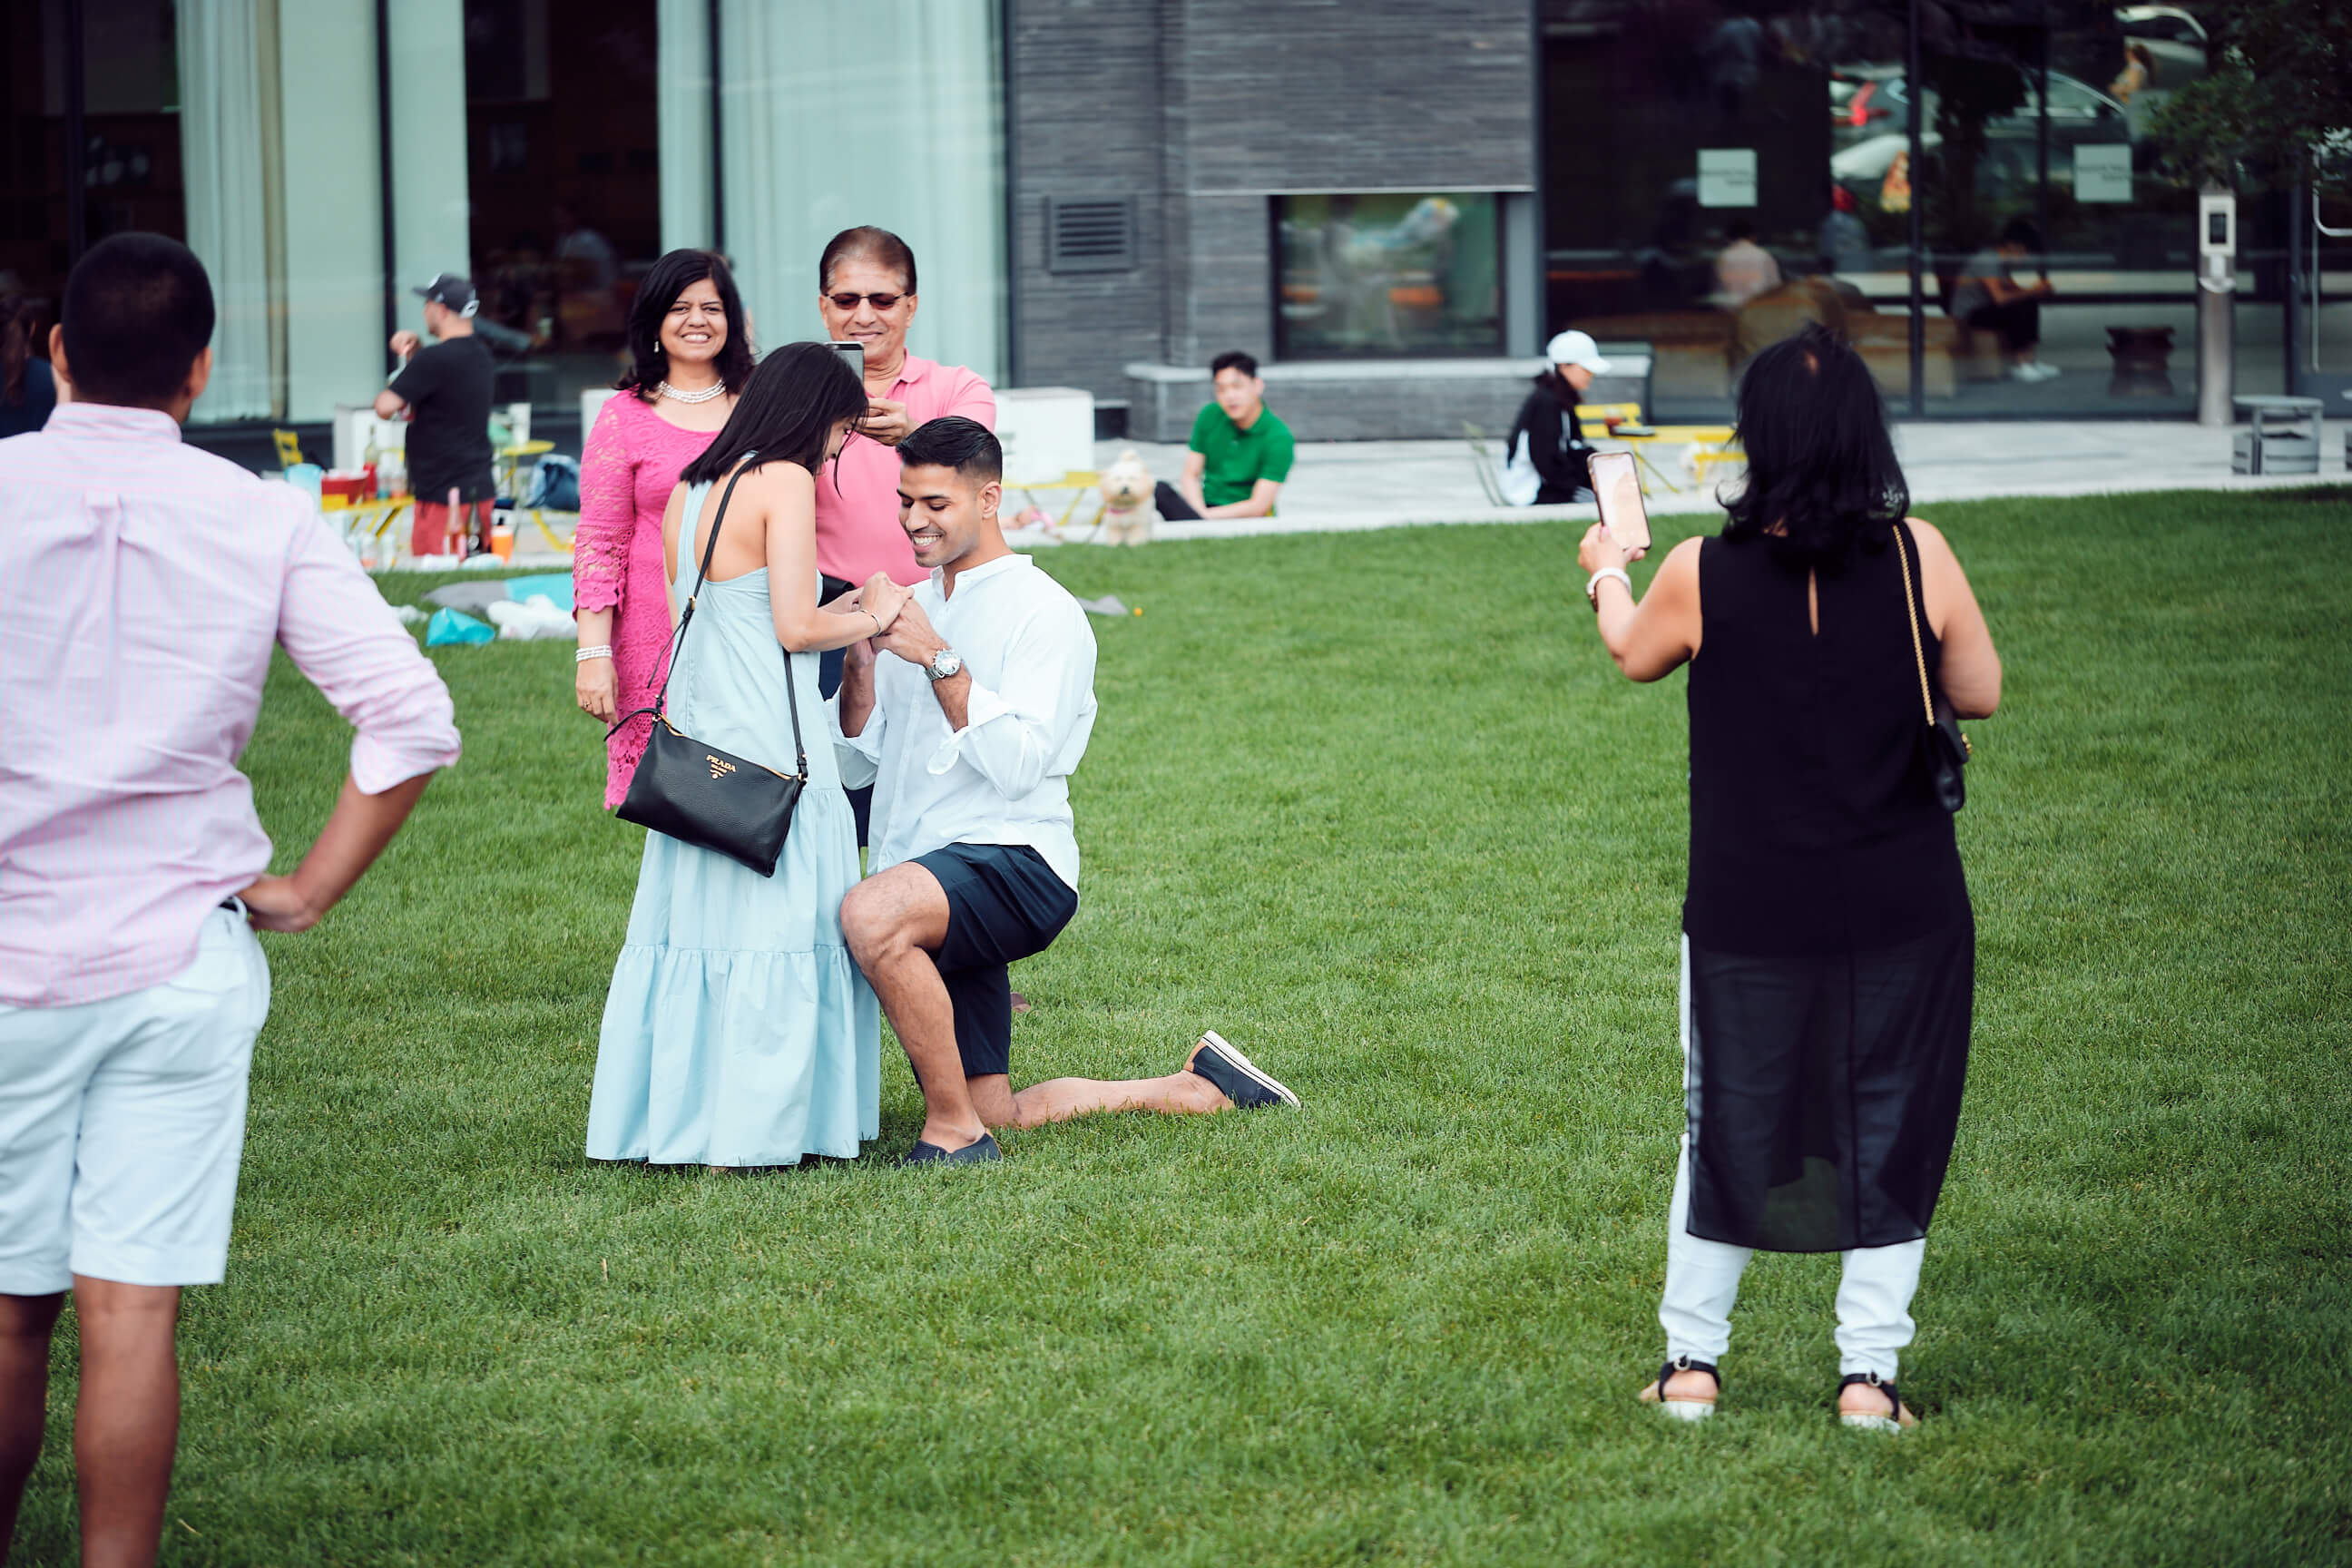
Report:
1585,567,1633,609
575,644,612,662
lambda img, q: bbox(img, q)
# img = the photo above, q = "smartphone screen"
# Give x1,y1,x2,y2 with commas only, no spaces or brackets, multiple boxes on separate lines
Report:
1590,450,1651,554
831,340,865,384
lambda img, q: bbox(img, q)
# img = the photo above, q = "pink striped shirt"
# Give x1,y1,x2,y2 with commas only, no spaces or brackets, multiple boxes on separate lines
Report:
0,404,462,1007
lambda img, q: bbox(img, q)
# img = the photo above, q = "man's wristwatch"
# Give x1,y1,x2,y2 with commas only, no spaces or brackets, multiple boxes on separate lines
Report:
923,648,964,682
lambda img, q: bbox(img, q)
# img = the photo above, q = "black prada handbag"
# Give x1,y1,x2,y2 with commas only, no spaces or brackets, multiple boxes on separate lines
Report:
609,464,808,876
1891,520,1971,814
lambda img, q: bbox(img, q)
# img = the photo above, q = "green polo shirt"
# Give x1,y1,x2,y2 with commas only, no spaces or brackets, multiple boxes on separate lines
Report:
1189,400,1296,510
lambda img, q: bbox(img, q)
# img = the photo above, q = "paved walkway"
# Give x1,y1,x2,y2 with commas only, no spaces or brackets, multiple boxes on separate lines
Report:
466,417,2345,570
1044,418,2350,540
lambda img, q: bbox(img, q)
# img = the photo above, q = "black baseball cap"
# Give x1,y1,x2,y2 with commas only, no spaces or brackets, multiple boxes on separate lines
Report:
412,273,478,315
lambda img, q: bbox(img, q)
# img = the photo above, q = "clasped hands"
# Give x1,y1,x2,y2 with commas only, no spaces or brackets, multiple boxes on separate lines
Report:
828,573,948,671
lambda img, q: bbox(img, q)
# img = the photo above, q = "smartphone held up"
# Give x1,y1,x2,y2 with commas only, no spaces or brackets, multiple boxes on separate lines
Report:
1589,450,1651,555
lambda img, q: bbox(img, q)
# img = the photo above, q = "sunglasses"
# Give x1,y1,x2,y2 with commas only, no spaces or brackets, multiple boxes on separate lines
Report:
827,291,906,311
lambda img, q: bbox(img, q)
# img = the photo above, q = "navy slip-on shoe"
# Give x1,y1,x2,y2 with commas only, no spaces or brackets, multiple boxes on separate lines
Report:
1187,1031,1300,1110
897,1132,1002,1167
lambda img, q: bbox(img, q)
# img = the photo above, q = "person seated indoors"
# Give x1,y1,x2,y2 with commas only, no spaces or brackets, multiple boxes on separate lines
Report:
1152,350,1295,522
1714,219,1783,309
1950,219,2059,384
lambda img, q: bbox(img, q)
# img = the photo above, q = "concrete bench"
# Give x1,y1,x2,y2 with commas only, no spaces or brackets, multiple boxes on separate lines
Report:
1123,352,1653,444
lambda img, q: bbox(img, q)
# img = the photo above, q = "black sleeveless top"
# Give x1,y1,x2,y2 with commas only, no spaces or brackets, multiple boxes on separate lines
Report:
1683,524,1970,956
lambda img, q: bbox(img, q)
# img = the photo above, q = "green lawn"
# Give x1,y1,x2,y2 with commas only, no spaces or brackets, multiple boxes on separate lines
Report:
15,489,2351,1566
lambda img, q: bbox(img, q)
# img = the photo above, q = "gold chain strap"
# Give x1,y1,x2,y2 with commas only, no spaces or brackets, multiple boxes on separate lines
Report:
1890,521,1935,729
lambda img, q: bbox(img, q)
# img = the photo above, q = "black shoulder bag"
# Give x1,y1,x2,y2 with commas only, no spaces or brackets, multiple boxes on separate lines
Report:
609,464,807,876
1891,520,1971,814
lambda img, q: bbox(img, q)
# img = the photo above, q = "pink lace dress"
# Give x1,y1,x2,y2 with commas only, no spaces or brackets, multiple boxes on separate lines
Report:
573,392,722,808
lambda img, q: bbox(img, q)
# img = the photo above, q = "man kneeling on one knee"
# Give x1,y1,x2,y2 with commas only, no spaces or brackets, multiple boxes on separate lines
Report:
835,416,1298,1163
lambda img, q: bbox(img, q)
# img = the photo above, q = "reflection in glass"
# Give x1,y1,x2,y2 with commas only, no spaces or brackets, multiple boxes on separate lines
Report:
1277,192,1502,358
1539,0,2239,417
464,0,662,413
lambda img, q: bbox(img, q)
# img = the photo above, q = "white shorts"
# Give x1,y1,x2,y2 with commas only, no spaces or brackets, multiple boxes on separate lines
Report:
0,907,270,1293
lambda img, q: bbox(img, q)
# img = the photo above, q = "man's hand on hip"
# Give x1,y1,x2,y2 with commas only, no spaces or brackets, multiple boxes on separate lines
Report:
237,875,321,933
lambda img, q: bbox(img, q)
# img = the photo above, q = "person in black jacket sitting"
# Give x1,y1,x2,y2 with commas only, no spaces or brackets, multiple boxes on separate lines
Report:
1505,330,1612,505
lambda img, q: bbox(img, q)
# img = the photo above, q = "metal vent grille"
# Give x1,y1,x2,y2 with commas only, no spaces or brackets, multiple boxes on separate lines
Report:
1046,197,1135,273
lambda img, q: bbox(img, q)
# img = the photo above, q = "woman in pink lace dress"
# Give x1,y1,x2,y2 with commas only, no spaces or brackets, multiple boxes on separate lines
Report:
573,250,751,806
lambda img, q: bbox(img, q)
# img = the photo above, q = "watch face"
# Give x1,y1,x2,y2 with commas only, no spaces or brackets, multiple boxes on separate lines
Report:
928,650,962,681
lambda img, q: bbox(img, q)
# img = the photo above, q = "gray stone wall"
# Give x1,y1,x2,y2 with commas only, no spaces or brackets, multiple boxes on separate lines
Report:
1007,0,1540,408
1005,0,1169,401
1176,1,1539,193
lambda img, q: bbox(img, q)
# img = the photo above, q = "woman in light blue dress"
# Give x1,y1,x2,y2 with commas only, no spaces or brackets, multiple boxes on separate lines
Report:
588,342,906,1167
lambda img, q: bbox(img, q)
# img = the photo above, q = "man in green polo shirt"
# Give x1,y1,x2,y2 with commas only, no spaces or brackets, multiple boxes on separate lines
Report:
1154,350,1295,521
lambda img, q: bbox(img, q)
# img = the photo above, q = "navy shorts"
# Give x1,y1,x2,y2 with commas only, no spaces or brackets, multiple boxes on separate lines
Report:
914,843,1079,1080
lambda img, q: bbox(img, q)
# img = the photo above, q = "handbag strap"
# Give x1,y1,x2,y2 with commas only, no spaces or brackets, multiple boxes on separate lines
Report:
1889,519,1936,730
662,457,810,781
608,459,808,782
652,459,753,712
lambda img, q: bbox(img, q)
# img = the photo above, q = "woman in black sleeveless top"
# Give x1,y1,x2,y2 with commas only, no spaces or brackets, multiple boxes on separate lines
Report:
1577,326,2004,1430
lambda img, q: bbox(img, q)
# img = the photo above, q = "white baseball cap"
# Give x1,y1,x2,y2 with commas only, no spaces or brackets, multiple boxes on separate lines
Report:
1544,330,1611,374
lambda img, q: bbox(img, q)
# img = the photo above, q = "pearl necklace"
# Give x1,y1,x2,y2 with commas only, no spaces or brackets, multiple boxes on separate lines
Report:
656,378,726,405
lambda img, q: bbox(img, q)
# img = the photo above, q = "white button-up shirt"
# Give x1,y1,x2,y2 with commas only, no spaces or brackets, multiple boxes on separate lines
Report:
834,554,1096,889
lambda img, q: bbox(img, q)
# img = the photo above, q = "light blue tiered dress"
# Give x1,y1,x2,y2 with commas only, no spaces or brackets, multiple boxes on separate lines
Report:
586,477,879,1165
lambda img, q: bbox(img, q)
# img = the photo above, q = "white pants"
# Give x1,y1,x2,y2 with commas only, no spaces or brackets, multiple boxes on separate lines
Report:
1659,939,1924,1382
0,907,270,1292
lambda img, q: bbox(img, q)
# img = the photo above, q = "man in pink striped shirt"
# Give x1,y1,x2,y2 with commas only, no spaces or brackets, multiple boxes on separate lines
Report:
0,235,460,1563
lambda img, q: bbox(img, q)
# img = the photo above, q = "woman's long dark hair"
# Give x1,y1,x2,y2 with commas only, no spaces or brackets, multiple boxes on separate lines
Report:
1721,322,1909,567
615,249,752,400
679,341,867,486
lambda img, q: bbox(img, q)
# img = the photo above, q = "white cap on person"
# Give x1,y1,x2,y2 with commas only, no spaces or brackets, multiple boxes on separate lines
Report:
1544,329,1611,375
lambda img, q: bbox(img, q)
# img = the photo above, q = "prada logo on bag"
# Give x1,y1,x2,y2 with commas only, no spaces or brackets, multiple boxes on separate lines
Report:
707,756,736,779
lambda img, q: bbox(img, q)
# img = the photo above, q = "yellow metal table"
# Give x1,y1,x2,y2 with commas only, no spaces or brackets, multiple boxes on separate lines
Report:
1578,419,1741,496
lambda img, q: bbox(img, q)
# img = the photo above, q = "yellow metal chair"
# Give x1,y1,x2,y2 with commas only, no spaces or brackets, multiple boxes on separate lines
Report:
270,428,306,469
1462,422,1509,506
1011,471,1103,535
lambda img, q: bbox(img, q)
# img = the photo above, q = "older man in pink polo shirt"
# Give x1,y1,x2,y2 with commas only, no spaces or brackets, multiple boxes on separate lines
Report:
811,225,997,850
812,226,996,598
0,235,457,1565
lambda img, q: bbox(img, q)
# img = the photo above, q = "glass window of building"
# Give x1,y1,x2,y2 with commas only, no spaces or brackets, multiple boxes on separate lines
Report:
1539,0,2290,418
463,0,662,416
1277,192,1504,358
2,0,188,394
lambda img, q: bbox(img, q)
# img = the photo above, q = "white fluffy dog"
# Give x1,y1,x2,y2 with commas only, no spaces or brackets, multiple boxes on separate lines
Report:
1096,449,1157,546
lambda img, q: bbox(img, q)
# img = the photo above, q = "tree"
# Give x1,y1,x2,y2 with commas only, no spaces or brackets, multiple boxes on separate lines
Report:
2152,0,2352,188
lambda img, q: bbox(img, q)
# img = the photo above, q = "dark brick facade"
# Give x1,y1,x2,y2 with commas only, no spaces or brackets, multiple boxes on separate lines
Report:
1007,0,1540,407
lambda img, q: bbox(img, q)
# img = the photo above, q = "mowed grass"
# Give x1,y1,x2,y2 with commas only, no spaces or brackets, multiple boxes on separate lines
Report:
15,488,2350,1566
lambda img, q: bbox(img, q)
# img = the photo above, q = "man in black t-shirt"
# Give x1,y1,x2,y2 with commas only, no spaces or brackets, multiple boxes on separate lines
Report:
377,273,495,557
